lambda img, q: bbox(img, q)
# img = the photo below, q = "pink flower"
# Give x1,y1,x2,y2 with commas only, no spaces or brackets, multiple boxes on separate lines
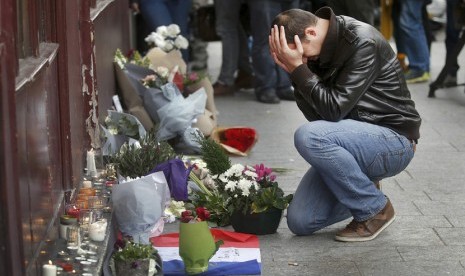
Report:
253,163,275,182
188,72,199,82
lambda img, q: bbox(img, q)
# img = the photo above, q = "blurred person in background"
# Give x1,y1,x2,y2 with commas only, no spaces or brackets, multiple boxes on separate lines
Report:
213,0,255,95
131,0,193,62
326,0,376,26
392,0,431,83
443,0,462,85
248,0,300,104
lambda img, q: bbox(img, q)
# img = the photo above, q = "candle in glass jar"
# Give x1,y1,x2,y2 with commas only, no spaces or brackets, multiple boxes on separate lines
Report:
89,219,107,241
79,188,96,196
82,180,92,188
42,260,57,276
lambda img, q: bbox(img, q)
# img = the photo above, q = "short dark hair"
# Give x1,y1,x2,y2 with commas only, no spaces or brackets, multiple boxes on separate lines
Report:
271,9,318,43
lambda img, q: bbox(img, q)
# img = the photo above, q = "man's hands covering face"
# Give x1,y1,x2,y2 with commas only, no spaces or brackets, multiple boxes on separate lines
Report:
269,25,305,73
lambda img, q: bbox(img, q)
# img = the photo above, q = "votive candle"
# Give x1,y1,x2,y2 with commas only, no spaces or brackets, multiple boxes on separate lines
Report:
42,260,57,276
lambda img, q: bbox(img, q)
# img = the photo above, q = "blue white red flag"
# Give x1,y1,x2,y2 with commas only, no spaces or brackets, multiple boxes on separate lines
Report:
151,229,261,276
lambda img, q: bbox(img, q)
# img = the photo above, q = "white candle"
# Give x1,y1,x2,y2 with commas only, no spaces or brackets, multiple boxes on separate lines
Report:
42,261,57,276
86,149,97,177
89,220,107,241
82,180,92,188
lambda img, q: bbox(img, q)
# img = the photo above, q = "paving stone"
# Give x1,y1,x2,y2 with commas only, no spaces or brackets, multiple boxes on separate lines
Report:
435,228,465,246
394,215,452,228
445,216,465,227
356,260,465,276
264,260,360,276
414,200,465,216
397,245,465,261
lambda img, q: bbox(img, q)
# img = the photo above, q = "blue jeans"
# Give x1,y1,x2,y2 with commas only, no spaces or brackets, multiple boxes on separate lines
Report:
139,0,192,61
247,0,299,93
215,0,253,86
287,120,415,235
392,0,430,72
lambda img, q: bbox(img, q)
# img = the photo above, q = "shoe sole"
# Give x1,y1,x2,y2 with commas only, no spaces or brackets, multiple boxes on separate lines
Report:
406,74,430,84
334,214,396,242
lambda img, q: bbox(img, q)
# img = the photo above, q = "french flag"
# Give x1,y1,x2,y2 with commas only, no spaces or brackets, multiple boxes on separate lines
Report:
151,229,261,275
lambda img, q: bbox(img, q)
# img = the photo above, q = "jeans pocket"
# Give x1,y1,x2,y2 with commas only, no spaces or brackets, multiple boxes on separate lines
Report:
367,149,413,179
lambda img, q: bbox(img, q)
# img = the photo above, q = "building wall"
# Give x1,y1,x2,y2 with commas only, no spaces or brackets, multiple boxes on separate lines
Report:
0,0,131,274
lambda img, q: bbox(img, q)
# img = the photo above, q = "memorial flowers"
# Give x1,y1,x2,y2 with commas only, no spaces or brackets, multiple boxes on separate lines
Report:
178,206,223,275
145,24,189,53
187,137,293,227
112,238,162,276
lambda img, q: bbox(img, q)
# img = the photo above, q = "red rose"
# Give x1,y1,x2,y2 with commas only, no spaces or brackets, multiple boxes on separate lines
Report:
195,207,211,221
181,210,193,218
180,215,194,223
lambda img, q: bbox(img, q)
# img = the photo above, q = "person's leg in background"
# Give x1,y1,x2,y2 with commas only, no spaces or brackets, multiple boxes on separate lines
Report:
248,0,299,104
444,0,461,85
166,0,193,62
392,0,431,83
213,0,253,95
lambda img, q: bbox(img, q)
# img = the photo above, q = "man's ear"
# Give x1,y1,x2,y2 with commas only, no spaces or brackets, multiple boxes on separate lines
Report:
304,27,316,39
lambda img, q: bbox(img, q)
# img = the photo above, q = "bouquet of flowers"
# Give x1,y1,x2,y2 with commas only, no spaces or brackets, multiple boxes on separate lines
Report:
145,24,189,53
100,110,146,155
178,206,223,275
210,127,258,156
187,137,293,228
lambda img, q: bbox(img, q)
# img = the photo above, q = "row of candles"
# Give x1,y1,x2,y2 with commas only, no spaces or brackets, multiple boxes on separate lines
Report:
43,162,117,276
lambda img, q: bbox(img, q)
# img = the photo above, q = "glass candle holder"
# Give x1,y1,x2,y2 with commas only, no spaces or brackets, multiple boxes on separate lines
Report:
76,193,89,202
78,209,93,239
79,188,96,196
75,199,89,209
60,215,78,240
89,219,107,242
88,196,104,210
66,226,80,247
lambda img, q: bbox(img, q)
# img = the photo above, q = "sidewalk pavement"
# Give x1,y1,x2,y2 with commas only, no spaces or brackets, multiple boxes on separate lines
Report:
167,30,465,275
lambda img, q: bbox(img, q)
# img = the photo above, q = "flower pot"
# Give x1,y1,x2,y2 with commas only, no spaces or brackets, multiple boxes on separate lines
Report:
114,253,163,276
231,207,283,235
179,221,217,275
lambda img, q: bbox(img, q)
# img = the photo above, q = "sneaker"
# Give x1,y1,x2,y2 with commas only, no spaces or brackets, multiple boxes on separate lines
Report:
234,70,254,89
404,70,430,84
335,198,395,242
213,82,235,96
276,86,296,101
256,89,280,104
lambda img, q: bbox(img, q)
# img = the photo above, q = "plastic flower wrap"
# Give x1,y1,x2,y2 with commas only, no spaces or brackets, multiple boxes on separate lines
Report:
101,110,147,156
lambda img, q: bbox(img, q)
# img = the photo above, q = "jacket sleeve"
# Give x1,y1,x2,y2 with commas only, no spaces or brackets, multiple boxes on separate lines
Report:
290,39,380,121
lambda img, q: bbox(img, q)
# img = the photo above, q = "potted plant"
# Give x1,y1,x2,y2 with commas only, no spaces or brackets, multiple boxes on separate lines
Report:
112,239,163,276
110,129,176,179
188,137,293,234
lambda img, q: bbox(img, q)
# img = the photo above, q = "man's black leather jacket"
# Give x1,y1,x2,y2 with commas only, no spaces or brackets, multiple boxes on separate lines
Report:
290,7,421,141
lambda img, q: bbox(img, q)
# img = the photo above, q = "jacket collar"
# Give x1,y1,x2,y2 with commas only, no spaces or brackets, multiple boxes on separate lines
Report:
315,7,339,68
